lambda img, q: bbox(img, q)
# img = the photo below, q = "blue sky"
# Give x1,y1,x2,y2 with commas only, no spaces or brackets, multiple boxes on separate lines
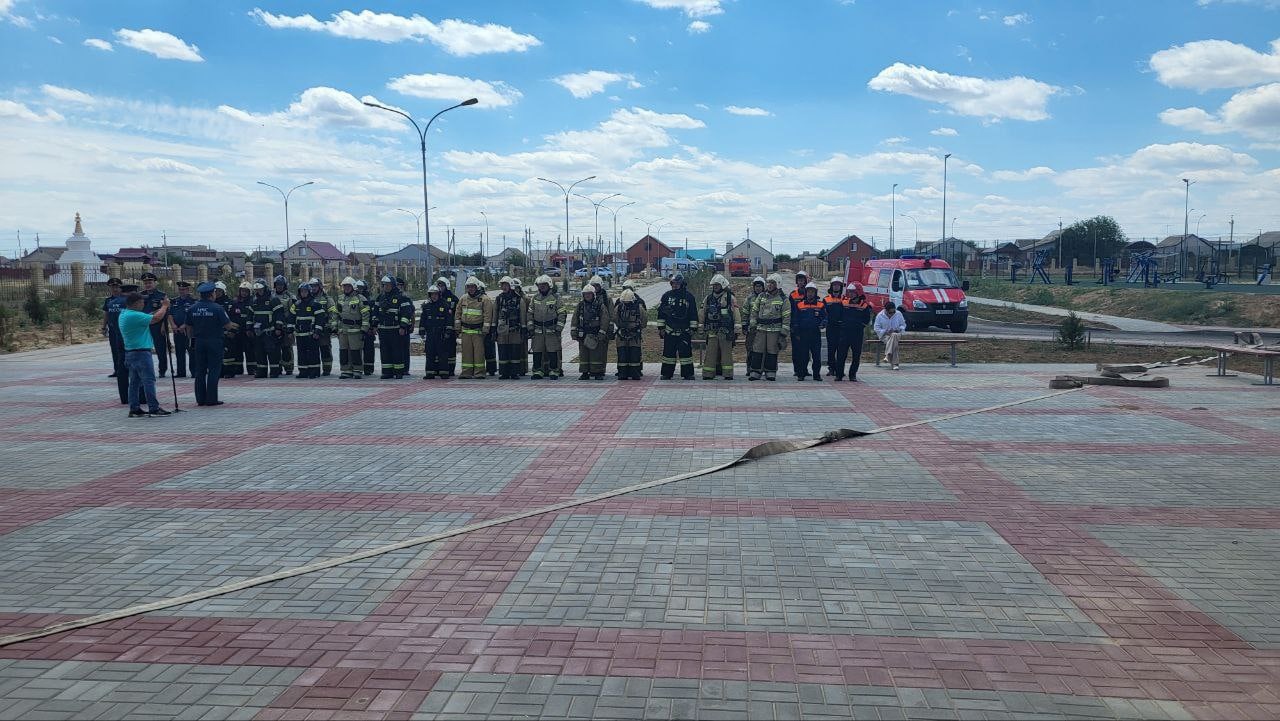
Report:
2,0,1278,258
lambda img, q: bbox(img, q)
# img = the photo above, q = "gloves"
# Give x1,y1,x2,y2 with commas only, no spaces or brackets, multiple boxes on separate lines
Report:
399,328,407,336
779,334,788,350
571,329,582,341
658,328,666,339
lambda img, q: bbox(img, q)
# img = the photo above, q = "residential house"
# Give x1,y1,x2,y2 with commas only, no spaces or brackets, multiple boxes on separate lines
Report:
376,243,449,266
724,238,774,273
485,247,528,269
625,235,674,273
348,252,377,268
915,238,979,269
824,234,875,272
19,245,65,264
981,241,1022,272
674,247,717,263
105,247,159,266
282,240,348,271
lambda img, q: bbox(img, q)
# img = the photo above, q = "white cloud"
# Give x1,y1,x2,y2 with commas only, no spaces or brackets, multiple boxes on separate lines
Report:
725,105,772,116
1160,83,1280,140
114,28,203,62
881,136,908,145
83,37,112,51
694,102,709,110
1196,0,1280,7
992,166,1055,181
1002,13,1031,26
110,156,222,177
248,8,540,56
687,20,711,33
1,0,30,27
867,62,1062,121
41,84,95,105
46,35,61,44
0,99,62,123
930,126,958,136
553,71,636,99
633,0,723,18
387,73,522,109
1149,38,1280,91
219,86,406,130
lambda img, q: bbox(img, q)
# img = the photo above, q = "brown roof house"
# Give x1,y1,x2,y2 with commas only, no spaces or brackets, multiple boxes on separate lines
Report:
625,235,674,273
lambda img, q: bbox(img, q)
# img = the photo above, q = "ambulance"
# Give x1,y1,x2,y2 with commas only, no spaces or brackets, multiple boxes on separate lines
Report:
844,255,970,333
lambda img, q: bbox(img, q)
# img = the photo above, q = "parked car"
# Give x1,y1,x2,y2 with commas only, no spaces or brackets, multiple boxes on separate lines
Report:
573,267,592,278
593,267,614,278
542,267,562,277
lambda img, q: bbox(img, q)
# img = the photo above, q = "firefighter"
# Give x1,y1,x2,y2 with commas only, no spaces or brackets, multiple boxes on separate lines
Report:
311,279,337,376
434,276,459,377
526,274,565,380
494,277,528,379
613,288,646,380
588,275,610,307
823,277,847,378
571,283,610,380
618,279,648,378
840,283,873,382
231,281,256,377
215,281,240,379
476,278,498,376
140,272,170,377
249,279,286,378
742,276,765,369
791,282,827,381
167,281,195,378
512,278,530,376
657,273,698,380
396,276,412,377
355,279,376,377
418,285,454,379
700,274,738,380
375,275,414,379
289,282,327,378
789,269,808,313
272,275,296,375
336,276,370,379
748,274,790,381
454,277,493,379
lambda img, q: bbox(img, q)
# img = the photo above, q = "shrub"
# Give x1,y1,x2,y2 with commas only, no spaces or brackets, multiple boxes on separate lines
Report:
0,304,12,351
1056,311,1087,350
23,284,49,326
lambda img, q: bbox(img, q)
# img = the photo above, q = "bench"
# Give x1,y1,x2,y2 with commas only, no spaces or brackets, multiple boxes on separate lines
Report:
868,337,969,368
1204,345,1280,386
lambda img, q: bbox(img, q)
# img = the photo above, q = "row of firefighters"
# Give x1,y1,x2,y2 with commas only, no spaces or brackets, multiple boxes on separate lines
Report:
137,271,876,384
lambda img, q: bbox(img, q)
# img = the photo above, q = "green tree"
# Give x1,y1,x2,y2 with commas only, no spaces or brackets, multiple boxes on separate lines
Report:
24,284,49,326
775,253,794,263
1056,311,1087,350
1060,216,1126,266
507,250,528,268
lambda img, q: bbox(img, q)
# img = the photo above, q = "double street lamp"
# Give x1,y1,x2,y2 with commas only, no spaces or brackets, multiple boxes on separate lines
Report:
574,192,621,261
257,180,314,256
363,97,479,278
537,176,595,286
602,200,636,259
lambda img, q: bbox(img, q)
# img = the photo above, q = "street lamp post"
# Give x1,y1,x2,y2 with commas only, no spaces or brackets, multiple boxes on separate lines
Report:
601,200,635,271
394,208,424,244
363,97,479,279
574,192,621,264
257,180,314,263
890,183,898,255
941,153,951,243
900,214,918,248
1181,178,1195,281
480,210,489,262
1196,213,1206,236
537,176,595,287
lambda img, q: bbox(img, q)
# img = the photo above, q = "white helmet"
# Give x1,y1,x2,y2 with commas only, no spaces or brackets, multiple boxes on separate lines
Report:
710,274,728,288
581,284,596,295
752,276,765,286
512,278,522,287
766,274,782,286
796,270,809,278
805,281,819,291
239,280,255,291
535,274,552,286
500,276,514,287
588,275,603,287
214,280,227,291
829,277,845,287
252,280,266,291
622,279,637,290
435,277,450,287
341,276,357,287
475,278,487,290
620,289,636,302
464,276,480,288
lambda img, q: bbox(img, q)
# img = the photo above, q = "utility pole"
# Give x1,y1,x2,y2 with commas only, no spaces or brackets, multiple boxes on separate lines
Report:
1058,218,1063,269
1181,178,1195,281
890,183,897,256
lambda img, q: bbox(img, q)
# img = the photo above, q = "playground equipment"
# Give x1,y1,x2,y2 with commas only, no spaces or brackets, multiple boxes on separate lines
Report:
1125,251,1179,287
1096,258,1118,285
1197,255,1225,289
1027,250,1052,284
1063,260,1075,286
1259,264,1273,286
1009,261,1022,283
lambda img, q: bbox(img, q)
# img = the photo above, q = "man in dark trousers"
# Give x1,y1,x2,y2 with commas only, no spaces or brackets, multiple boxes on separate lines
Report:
183,282,235,406
102,278,127,400
790,282,827,381
168,281,196,378
657,273,699,380
839,283,873,382
140,272,170,377
418,285,453,379
822,277,846,380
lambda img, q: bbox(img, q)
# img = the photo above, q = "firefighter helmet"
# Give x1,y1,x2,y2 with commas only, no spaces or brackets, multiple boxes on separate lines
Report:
766,273,782,285
710,274,728,288
535,274,552,286
620,289,636,302
341,276,357,287
752,276,765,286
214,281,228,291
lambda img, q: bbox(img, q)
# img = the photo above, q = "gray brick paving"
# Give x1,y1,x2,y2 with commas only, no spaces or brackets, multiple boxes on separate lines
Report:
0,508,469,619
0,660,302,721
982,452,1280,507
308,408,582,436
1088,525,1280,646
931,412,1237,445
487,515,1104,640
412,673,1193,720
0,440,193,489
618,410,874,438
403,386,611,405
639,387,852,408
576,448,954,501
154,444,538,494
886,388,1111,410
10,407,312,435
1145,389,1280,410
1227,414,1280,433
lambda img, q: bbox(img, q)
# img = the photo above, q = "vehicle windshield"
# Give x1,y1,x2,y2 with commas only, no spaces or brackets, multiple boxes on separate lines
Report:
906,268,960,289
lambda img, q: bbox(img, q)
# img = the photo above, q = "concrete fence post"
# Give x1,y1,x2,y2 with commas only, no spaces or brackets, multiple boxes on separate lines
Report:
71,263,85,298
196,265,208,283
29,263,43,292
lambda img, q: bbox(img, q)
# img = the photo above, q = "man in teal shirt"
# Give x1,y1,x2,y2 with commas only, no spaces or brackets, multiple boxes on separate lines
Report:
118,291,172,418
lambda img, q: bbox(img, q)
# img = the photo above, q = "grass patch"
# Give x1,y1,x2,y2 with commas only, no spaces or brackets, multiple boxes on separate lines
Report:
970,303,1118,330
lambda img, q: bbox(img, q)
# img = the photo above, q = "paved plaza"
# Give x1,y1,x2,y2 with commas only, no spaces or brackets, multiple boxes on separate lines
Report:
0,342,1278,719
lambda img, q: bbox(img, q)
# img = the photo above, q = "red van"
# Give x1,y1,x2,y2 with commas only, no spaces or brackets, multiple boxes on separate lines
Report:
845,256,969,333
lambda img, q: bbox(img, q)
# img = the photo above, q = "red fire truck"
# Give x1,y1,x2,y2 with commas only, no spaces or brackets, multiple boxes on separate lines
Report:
727,257,752,277
844,256,970,333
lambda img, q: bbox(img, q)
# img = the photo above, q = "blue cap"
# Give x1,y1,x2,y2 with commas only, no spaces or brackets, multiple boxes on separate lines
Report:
196,281,216,294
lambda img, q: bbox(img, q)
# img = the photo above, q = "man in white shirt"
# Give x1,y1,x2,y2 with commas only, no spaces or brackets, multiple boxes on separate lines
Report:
873,301,907,370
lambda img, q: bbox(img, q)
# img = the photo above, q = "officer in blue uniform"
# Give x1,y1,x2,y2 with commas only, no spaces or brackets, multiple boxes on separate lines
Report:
183,282,235,406
101,278,129,403
140,272,170,377
168,280,196,378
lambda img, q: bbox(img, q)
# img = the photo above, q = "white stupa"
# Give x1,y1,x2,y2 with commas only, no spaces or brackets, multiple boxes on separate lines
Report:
50,213,107,286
